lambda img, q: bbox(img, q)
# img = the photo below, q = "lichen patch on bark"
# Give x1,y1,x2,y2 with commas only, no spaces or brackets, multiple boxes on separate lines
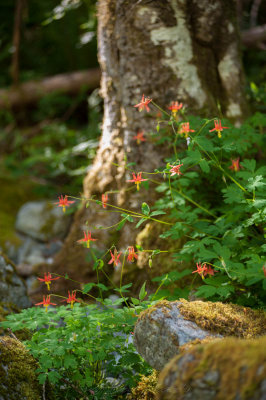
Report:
149,0,207,108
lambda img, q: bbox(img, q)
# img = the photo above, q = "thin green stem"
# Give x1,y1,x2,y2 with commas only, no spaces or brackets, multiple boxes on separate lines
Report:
90,248,103,302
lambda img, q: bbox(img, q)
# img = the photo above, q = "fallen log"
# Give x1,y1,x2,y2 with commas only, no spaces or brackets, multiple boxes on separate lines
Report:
0,68,101,108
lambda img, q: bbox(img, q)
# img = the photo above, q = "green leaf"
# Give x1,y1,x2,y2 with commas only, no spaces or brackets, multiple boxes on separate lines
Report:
131,297,140,305
142,202,150,216
82,283,95,294
199,159,210,173
139,281,147,301
151,249,161,256
95,283,108,291
246,175,266,191
136,218,146,228
64,354,77,369
121,213,134,222
150,210,166,217
195,285,217,298
93,259,104,270
116,218,127,231
194,136,214,152
114,283,132,293
241,159,256,172
38,374,47,385
183,149,201,164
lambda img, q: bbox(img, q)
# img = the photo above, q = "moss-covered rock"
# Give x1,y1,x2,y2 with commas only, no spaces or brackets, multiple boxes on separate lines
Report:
156,336,266,400
133,300,266,371
0,336,54,400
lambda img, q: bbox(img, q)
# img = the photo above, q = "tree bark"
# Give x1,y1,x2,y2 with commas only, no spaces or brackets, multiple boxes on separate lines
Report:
0,69,100,108
40,0,249,299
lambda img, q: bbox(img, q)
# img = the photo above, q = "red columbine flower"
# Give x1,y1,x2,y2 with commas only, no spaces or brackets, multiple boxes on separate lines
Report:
134,94,152,112
203,265,218,277
229,158,243,172
179,122,195,138
169,163,183,176
192,263,208,279
108,249,122,267
133,131,146,145
54,195,75,212
102,193,108,209
168,101,183,117
127,172,148,191
35,295,56,312
127,246,138,263
263,265,266,277
61,291,79,309
209,120,229,138
37,272,60,291
77,231,97,248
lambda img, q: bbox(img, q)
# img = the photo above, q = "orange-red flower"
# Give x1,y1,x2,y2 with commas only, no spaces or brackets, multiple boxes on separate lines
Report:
54,195,75,212
133,131,146,145
192,263,208,279
35,295,56,312
169,163,183,176
77,231,97,248
263,265,266,277
108,249,122,266
209,120,229,138
127,246,138,263
102,193,108,209
229,158,243,172
168,101,183,116
134,94,152,112
37,272,60,291
127,172,148,191
179,122,195,138
204,265,218,276
61,291,80,309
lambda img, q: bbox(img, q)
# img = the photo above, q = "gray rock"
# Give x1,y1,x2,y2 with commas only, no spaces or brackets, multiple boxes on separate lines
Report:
15,201,71,242
133,301,221,370
0,254,31,308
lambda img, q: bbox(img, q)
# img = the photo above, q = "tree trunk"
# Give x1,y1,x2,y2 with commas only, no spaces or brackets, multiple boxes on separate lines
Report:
40,0,249,299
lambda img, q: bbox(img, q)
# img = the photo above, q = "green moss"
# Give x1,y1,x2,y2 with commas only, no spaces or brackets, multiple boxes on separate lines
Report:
0,336,43,399
178,298,266,338
127,370,159,400
0,336,56,399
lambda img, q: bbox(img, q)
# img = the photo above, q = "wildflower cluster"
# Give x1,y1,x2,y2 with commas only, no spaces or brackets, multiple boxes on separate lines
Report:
1,92,265,399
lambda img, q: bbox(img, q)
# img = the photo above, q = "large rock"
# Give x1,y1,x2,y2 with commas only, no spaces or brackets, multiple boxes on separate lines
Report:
156,336,266,400
15,201,71,242
0,253,31,309
133,300,222,370
133,300,266,371
0,336,54,400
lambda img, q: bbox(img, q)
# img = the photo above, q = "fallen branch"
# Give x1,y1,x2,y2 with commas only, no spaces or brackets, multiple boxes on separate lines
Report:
0,68,101,108
241,24,266,48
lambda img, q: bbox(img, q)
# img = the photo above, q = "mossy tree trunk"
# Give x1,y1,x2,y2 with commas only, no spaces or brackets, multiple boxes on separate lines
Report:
42,0,248,297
